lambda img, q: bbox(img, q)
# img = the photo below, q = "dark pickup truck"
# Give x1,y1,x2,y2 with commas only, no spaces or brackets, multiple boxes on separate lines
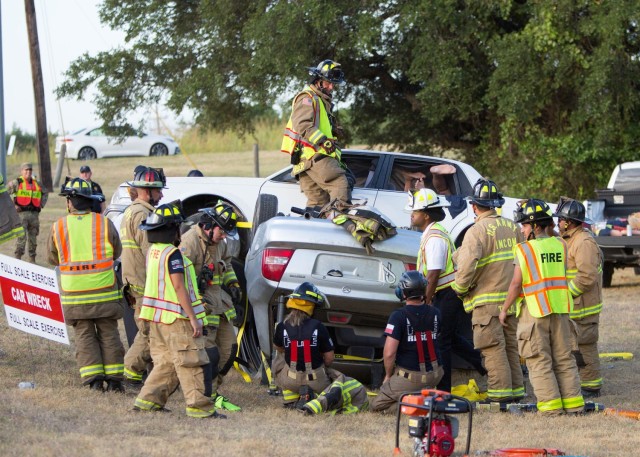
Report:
585,161,640,287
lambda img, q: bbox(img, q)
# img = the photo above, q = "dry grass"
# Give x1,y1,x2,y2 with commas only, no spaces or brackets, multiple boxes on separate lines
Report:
1,153,640,456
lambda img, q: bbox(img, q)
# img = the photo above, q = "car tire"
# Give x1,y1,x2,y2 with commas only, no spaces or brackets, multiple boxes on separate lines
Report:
238,310,264,377
150,143,169,156
78,146,97,160
251,194,278,241
602,261,614,288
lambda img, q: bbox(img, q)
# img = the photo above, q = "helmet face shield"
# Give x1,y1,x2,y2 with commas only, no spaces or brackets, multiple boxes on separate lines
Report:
309,60,345,85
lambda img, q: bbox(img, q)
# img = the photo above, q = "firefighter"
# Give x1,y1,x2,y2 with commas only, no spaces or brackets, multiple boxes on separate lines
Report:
500,199,584,416
179,202,242,412
273,282,334,409
48,178,124,391
0,173,25,245
406,188,486,393
8,162,48,262
370,271,444,413
452,179,525,402
121,167,165,388
281,60,351,211
554,197,604,398
132,204,225,419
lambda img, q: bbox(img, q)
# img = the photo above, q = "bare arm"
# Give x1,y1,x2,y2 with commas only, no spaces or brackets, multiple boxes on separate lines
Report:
323,350,335,366
382,337,400,383
425,269,441,305
170,272,203,338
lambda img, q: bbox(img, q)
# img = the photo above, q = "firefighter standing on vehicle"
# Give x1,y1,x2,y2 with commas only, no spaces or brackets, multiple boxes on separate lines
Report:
48,178,124,391
121,167,165,388
179,202,242,412
406,188,486,393
500,199,584,415
554,197,604,398
9,162,48,262
132,204,225,419
281,60,352,211
452,179,525,402
370,271,444,412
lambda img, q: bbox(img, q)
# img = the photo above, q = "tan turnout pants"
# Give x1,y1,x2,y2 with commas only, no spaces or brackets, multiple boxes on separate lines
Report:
517,306,584,415
135,319,216,417
68,316,125,385
123,296,152,381
369,363,444,413
298,155,350,209
272,352,331,404
472,307,524,400
206,315,236,393
573,313,602,391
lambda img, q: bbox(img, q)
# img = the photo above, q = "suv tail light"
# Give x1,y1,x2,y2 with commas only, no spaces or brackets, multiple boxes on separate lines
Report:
404,263,416,271
262,248,294,282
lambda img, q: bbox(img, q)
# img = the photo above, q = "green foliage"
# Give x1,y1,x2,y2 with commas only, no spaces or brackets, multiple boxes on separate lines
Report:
56,1,640,199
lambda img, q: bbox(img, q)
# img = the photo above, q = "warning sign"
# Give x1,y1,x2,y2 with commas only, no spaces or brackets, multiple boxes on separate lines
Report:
0,254,69,345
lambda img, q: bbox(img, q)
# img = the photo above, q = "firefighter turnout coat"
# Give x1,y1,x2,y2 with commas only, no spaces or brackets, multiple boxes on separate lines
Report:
120,200,155,298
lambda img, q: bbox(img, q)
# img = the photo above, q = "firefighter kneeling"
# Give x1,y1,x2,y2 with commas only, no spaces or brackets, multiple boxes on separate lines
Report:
132,204,225,418
273,282,368,414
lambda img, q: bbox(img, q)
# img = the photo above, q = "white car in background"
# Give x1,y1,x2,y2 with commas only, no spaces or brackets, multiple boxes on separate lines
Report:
55,127,181,160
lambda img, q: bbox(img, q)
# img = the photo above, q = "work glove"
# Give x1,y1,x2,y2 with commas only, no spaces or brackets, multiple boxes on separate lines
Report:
228,282,243,306
321,139,337,155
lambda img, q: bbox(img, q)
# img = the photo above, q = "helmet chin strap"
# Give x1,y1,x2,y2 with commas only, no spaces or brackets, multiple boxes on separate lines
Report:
317,80,331,96
527,223,537,241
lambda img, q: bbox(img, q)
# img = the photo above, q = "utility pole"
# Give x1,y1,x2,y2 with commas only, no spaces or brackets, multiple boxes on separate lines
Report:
0,2,6,179
24,0,52,192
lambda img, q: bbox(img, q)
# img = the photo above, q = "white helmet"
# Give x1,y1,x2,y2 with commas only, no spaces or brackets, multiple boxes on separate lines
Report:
404,188,450,212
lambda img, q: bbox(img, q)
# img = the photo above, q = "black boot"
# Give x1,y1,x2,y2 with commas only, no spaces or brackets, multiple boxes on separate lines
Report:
89,379,104,392
295,386,317,410
323,386,343,411
106,380,125,393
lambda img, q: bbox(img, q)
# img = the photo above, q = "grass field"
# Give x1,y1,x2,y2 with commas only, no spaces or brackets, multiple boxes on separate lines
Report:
1,152,639,457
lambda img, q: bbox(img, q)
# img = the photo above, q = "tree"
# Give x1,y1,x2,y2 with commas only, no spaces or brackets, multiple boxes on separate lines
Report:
57,0,640,199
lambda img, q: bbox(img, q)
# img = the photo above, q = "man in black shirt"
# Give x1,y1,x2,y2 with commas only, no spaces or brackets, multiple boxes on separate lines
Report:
80,165,105,213
370,271,444,412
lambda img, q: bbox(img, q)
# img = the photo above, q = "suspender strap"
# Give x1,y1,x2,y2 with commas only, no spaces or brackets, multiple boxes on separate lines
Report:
415,331,426,372
425,330,436,362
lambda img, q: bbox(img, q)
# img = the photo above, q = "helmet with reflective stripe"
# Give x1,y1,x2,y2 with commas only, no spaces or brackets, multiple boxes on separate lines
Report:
404,188,450,212
127,167,166,189
286,282,329,316
395,270,428,300
199,201,238,238
552,197,592,224
513,198,553,224
469,178,505,208
59,177,99,200
308,60,345,85
140,203,184,231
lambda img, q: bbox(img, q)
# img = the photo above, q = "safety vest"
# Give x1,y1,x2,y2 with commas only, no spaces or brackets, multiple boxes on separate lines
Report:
14,177,42,208
514,237,573,318
53,212,119,305
281,86,341,163
418,222,456,292
139,243,206,324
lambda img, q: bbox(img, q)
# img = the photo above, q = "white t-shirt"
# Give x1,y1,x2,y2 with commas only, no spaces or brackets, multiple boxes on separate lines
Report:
419,222,448,271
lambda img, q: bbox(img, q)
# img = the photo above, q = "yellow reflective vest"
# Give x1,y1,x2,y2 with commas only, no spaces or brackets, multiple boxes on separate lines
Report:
418,222,456,292
281,86,341,173
52,212,121,306
139,243,206,324
514,236,573,318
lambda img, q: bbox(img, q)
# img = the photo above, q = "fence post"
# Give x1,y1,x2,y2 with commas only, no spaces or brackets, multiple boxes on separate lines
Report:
253,143,260,177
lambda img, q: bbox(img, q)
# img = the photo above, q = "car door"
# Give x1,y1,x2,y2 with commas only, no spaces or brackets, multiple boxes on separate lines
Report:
372,155,474,239
258,151,383,215
87,128,123,157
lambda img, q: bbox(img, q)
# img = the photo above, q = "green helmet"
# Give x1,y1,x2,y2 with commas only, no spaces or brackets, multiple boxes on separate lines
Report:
140,204,184,231
59,177,100,200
